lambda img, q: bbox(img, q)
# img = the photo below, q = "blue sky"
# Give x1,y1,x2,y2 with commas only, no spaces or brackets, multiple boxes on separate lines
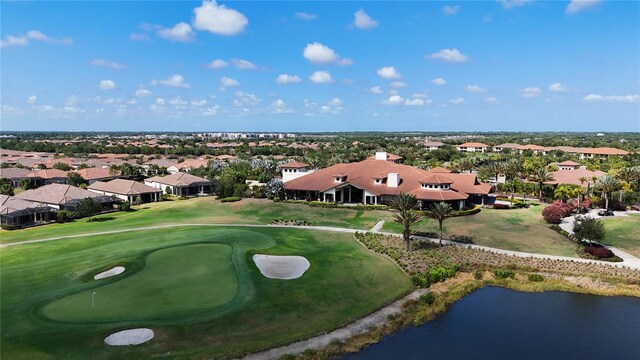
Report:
1,0,639,132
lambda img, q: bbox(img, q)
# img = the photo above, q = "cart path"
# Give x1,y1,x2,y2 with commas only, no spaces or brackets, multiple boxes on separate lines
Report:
2,223,639,270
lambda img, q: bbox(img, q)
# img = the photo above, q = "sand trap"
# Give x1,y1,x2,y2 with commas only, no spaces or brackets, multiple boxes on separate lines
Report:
94,266,125,280
104,328,154,346
253,254,310,280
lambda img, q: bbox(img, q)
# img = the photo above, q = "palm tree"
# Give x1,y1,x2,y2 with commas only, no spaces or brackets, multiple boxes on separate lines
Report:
487,161,505,184
391,193,420,251
597,175,620,210
530,167,554,201
425,202,455,246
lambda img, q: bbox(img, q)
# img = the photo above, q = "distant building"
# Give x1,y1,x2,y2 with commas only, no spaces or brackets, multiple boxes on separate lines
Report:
280,161,314,183
0,168,32,187
493,143,524,153
88,179,162,203
556,161,581,171
456,142,489,153
424,141,445,151
26,169,69,186
72,167,120,184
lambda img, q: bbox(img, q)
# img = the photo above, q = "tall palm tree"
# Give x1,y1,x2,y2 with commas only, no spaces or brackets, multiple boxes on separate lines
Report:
597,175,620,210
425,202,455,246
487,161,505,184
391,193,420,251
530,167,554,200
578,176,587,211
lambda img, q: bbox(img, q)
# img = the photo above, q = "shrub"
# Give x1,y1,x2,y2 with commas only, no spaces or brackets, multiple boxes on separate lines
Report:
120,201,131,212
448,235,475,244
411,265,459,288
493,203,510,210
528,273,544,282
453,205,481,217
542,201,572,224
221,196,242,203
573,216,605,243
0,224,21,230
56,210,72,223
474,270,483,280
419,292,436,305
493,269,515,279
584,245,615,259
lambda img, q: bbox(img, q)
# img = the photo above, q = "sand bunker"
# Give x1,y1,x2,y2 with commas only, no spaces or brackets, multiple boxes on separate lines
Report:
253,254,310,280
104,328,154,346
94,266,125,280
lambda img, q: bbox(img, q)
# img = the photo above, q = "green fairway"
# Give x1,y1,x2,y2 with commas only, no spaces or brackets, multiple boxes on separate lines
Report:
0,198,386,244
383,205,578,257
601,214,640,258
1,226,411,359
43,244,239,322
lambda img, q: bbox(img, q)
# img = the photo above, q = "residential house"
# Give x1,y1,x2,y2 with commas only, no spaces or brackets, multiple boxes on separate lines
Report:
0,168,32,187
556,161,581,171
15,183,119,211
280,161,314,183
0,194,57,229
493,143,524,153
144,172,213,197
26,169,69,186
167,158,209,174
546,168,605,188
88,179,162,203
72,167,120,184
456,142,489,153
424,141,446,151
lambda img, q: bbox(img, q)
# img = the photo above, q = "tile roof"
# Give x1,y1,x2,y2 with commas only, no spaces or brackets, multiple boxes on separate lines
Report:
557,160,580,166
15,184,101,205
88,179,161,195
458,142,488,148
0,168,31,179
27,169,69,179
145,172,212,186
427,166,452,173
0,194,50,215
279,161,309,168
547,169,606,187
72,167,117,180
419,174,454,184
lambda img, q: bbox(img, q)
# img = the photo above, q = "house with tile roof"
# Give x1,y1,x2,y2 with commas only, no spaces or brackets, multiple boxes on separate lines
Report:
280,160,315,183
0,194,56,229
15,183,119,211
88,179,162,203
283,152,491,209
144,172,212,197
456,142,489,153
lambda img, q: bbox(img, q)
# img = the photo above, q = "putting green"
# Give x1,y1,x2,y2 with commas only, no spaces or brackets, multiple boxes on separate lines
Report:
43,243,238,322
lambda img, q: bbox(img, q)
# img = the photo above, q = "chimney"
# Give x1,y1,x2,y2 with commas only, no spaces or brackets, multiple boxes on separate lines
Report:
375,151,387,160
387,173,400,187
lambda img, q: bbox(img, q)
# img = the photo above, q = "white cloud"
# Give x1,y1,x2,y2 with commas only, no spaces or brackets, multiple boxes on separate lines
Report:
377,66,401,80
136,89,152,97
390,81,407,89
405,98,425,106
449,97,465,104
466,85,486,93
99,80,117,90
157,22,195,42
272,99,294,113
207,59,229,69
521,87,541,98
499,0,535,10
443,5,461,15
91,58,125,69
484,96,501,104
65,95,79,106
328,97,343,106
428,48,468,63
191,99,207,106
309,70,334,84
27,95,37,105
1,30,72,47
168,96,188,107
431,78,447,86
548,82,567,92
233,91,261,106
353,9,379,29
385,95,404,105
295,12,318,21
231,58,257,70
152,74,191,88
219,76,240,91
566,0,602,14
276,74,302,84
192,0,248,36
303,42,353,65
583,94,639,103
203,104,221,116
370,86,383,94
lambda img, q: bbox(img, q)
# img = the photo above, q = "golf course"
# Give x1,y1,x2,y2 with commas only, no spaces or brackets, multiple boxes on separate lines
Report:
1,225,411,359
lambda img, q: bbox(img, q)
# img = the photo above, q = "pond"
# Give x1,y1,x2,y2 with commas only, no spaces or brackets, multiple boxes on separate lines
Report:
345,286,640,359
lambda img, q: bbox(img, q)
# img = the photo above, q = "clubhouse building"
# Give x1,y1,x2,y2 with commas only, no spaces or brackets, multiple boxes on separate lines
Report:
282,152,491,210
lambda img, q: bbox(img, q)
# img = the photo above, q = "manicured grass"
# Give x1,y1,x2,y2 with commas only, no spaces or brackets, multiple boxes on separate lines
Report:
1,226,411,359
601,214,640,257
43,244,239,323
0,198,385,244
383,206,578,257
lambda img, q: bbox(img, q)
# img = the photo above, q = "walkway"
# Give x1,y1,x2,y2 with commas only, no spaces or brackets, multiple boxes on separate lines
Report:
558,209,640,269
241,288,429,360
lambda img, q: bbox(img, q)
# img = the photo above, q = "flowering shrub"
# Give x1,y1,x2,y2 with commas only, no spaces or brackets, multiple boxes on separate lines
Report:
542,201,572,224
584,245,615,259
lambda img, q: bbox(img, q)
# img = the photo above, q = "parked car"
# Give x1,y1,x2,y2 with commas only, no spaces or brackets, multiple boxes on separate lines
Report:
598,209,615,217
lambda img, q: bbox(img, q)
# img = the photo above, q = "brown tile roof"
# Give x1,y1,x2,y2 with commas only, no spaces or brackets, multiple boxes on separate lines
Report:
145,172,211,187
27,169,69,179
0,168,31,179
171,158,209,170
495,143,524,149
366,153,404,161
280,161,309,169
547,169,605,187
580,147,629,156
284,157,490,198
15,184,101,205
143,159,178,168
557,160,580,166
88,179,161,195
419,174,454,184
427,167,452,173
0,194,50,215
424,141,445,147
458,142,488,148
522,144,549,151
72,167,117,181
407,188,468,201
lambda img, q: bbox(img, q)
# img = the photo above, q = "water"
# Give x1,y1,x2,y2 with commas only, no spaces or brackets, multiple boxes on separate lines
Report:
345,286,640,360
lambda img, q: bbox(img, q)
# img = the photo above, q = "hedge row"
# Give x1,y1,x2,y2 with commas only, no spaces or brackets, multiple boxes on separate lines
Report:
220,196,242,202
280,199,388,211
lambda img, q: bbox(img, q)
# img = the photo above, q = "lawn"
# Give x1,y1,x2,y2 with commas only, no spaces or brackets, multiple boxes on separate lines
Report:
600,214,640,258
383,205,578,257
1,226,411,359
0,198,386,244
